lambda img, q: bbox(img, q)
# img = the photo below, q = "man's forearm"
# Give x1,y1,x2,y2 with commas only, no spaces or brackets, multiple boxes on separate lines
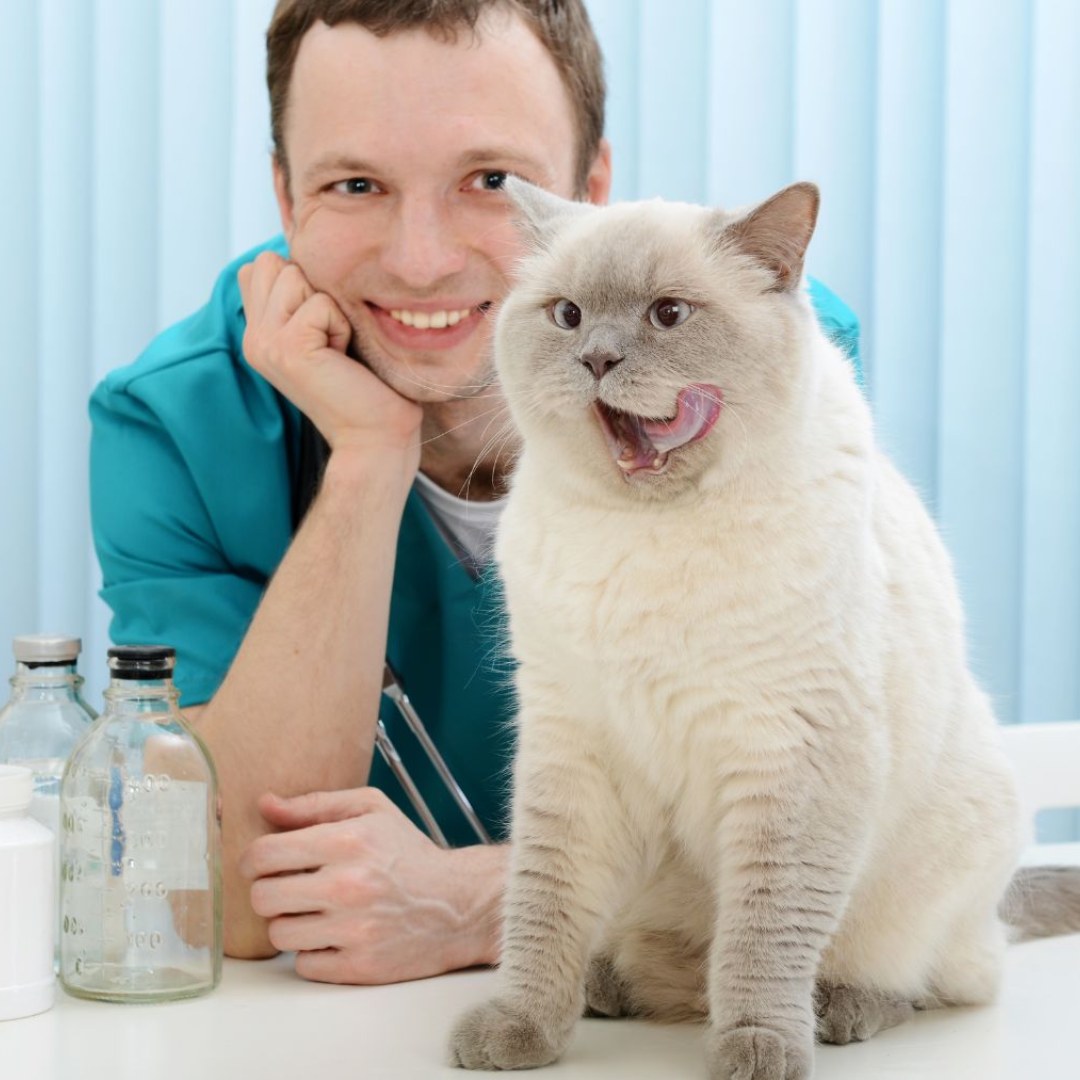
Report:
193,447,415,956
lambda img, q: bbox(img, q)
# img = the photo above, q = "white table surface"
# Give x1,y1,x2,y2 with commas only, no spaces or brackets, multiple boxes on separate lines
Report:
8,845,1080,1080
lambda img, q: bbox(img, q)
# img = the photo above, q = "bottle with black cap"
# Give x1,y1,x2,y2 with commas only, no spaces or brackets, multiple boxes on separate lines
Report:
59,645,222,1002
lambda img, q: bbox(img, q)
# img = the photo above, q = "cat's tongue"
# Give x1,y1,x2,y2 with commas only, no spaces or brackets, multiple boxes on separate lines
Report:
594,384,723,476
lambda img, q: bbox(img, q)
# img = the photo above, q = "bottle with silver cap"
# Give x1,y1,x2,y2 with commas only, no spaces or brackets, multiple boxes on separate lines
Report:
0,635,98,840
0,764,56,1020
59,645,222,1003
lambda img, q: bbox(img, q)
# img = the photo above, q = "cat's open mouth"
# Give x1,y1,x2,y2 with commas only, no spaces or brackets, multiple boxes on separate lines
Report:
592,384,723,477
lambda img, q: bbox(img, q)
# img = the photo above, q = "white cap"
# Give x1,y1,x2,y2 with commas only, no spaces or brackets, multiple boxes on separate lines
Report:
0,765,34,813
13,634,82,664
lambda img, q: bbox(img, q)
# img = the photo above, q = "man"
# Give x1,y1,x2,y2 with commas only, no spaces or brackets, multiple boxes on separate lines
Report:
90,0,860,985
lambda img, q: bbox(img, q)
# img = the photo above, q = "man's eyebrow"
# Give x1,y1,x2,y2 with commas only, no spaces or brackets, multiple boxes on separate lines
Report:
456,147,550,177
302,154,380,185
301,148,553,186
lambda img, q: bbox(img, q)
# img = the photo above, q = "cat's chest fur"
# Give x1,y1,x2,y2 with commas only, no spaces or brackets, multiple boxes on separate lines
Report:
495,453,878,781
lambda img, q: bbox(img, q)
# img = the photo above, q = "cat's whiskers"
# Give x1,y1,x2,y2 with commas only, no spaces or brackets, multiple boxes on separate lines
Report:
459,382,566,500
418,400,515,450
382,364,501,395
459,404,521,500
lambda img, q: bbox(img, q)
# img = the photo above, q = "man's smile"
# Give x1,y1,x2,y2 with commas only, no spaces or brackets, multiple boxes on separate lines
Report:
389,306,473,329
364,299,494,351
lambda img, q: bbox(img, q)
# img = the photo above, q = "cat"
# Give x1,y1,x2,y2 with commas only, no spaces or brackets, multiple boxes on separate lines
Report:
449,180,1079,1079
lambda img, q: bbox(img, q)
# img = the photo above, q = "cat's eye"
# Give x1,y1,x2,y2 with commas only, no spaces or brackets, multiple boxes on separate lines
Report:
649,298,692,329
551,299,582,329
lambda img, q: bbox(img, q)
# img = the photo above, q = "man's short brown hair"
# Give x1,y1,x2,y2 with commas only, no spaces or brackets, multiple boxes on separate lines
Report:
267,0,606,195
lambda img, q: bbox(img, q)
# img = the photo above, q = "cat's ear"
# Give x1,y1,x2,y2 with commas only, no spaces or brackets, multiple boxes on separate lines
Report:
716,182,820,292
503,176,593,251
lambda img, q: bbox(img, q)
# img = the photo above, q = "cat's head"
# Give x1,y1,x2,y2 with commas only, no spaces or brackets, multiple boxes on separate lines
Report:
494,181,822,502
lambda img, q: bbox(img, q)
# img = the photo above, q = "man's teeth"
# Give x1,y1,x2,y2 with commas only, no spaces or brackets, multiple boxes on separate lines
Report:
388,307,472,330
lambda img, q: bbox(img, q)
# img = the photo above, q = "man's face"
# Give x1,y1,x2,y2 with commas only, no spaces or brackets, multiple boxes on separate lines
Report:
274,14,610,405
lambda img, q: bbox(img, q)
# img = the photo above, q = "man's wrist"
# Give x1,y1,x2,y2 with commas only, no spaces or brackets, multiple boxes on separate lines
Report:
446,842,508,970
320,441,417,510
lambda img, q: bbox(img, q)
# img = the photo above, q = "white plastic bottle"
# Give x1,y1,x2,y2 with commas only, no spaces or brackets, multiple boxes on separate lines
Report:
0,765,56,1020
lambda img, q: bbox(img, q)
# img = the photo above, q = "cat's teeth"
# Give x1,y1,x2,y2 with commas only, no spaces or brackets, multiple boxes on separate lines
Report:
653,457,663,468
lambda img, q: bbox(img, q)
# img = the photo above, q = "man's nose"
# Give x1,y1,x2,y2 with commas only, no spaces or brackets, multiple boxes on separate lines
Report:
381,198,468,288
580,348,624,381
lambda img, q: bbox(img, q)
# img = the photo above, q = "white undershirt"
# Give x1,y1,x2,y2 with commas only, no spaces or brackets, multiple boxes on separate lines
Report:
413,470,506,575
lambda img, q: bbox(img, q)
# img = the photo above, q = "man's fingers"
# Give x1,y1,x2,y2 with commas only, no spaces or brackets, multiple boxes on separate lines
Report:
240,789,396,878
294,947,348,985
239,819,349,879
310,291,352,355
247,249,289,305
266,913,335,954
243,270,352,377
258,787,390,827
240,253,324,348
238,249,286,327
260,260,316,332
249,867,327,919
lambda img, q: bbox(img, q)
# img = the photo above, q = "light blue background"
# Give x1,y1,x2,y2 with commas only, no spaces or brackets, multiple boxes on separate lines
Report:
1,1,1077,835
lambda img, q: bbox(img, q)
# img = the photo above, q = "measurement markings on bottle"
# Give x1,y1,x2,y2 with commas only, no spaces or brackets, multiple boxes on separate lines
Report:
62,777,212,890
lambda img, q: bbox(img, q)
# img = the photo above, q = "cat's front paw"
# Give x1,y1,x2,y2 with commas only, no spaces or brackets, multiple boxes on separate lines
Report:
449,997,568,1070
706,1024,813,1080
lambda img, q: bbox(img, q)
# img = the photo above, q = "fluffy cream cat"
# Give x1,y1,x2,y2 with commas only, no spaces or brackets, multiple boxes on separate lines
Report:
449,181,1077,1079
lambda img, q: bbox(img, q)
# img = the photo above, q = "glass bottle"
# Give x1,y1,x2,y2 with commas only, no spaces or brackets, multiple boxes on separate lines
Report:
0,635,98,840
59,646,222,1002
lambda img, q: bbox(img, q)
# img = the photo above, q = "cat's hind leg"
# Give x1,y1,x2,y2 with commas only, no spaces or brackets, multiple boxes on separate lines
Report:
812,982,915,1045
815,912,1004,1046
583,953,640,1019
584,928,708,1022
815,812,1015,1039
922,908,1008,1008
813,882,950,1045
585,855,711,1022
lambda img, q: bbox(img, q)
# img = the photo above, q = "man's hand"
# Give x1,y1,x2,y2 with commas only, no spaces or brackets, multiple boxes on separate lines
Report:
238,787,506,984
237,250,422,461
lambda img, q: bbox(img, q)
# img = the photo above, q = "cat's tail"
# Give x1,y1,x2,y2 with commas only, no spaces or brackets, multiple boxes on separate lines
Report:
999,865,1080,943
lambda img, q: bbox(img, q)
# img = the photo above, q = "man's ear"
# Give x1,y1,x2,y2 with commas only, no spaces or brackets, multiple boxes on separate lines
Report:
584,138,612,207
503,176,594,252
715,181,820,292
272,156,296,238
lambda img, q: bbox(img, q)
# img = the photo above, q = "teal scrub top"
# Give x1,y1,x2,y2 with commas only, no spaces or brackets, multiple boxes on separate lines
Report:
89,235,861,847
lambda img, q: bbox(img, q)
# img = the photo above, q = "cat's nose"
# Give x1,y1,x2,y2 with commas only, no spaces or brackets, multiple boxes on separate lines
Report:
580,349,624,381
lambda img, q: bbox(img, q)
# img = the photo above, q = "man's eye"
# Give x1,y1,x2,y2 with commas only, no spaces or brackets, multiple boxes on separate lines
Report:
333,177,376,195
474,171,508,191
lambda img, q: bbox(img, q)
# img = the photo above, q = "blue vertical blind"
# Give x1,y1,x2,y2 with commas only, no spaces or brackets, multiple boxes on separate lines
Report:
0,0,278,708
1,1,1078,827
